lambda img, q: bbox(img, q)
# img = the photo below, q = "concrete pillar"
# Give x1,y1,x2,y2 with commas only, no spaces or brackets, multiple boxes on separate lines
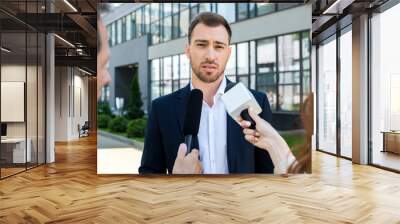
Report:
352,14,369,164
46,33,55,163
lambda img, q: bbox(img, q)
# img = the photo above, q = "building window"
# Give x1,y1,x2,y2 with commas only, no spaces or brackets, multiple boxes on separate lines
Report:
249,3,256,18
162,16,172,42
172,3,180,14
107,25,112,47
277,33,301,111
151,59,160,100
278,72,301,111
172,55,180,91
162,3,172,18
257,3,275,16
302,31,311,98
180,3,189,11
226,44,237,82
180,54,190,87
144,4,150,34
217,3,236,23
121,16,126,42
126,14,131,41
107,3,305,47
190,3,199,22
278,3,300,11
172,12,180,39
131,12,136,39
237,3,248,21
257,37,277,110
162,57,173,95
180,9,189,37
111,22,116,46
237,42,249,86
117,19,122,44
278,33,300,71
136,8,143,37
250,40,256,89
199,3,211,13
151,20,160,45
106,85,110,102
150,3,159,22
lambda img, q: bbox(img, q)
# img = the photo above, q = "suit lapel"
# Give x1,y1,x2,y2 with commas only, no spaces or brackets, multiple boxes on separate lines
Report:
226,115,238,173
225,79,237,173
175,84,191,134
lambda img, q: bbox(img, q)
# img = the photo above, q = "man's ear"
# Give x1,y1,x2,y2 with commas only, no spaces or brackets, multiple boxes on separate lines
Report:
184,43,190,59
227,45,232,58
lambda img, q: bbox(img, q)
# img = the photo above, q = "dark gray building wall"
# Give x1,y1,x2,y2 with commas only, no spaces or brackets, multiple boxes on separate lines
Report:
108,34,149,114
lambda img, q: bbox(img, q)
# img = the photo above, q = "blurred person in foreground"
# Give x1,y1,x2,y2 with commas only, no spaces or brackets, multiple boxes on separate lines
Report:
97,4,112,100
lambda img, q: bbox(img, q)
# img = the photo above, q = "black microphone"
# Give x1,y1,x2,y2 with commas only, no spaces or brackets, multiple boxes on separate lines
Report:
224,83,256,129
183,89,203,155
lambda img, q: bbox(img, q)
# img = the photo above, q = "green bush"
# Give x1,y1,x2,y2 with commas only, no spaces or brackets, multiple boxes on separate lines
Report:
97,101,112,116
125,75,144,120
127,118,147,138
109,116,128,133
98,114,111,129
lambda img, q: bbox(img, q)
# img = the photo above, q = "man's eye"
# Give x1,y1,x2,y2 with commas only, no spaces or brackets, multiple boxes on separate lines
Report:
197,44,206,47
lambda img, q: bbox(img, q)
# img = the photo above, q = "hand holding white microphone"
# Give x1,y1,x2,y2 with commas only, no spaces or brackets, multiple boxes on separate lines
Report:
237,107,296,174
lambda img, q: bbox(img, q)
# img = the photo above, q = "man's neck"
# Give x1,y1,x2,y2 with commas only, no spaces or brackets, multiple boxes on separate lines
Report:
191,73,224,107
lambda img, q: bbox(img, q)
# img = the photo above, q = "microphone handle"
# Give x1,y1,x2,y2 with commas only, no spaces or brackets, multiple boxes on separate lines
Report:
184,135,192,155
241,109,256,129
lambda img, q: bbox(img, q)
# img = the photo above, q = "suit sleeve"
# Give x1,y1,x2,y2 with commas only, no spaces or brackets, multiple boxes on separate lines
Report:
254,93,275,173
138,100,167,174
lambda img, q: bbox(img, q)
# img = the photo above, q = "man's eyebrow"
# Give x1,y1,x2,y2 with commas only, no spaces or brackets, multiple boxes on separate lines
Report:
215,41,227,46
194,39,227,46
194,39,208,43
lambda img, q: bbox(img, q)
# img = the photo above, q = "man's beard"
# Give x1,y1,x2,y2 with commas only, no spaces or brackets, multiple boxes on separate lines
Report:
190,60,224,83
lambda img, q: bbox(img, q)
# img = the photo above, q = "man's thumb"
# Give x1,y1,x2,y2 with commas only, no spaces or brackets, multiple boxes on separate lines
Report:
177,143,187,158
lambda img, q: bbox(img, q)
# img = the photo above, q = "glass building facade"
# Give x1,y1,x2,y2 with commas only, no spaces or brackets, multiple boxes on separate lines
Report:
104,3,309,130
107,3,302,46
149,31,311,115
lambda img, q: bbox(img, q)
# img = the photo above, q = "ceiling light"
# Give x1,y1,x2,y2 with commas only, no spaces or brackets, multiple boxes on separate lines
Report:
1,47,11,53
323,0,343,15
63,0,78,12
54,34,75,48
78,67,92,76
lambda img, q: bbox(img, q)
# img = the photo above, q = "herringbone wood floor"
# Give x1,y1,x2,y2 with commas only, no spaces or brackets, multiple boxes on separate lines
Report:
1,135,400,223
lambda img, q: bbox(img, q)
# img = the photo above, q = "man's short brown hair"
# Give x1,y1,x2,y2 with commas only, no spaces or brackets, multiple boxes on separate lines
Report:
188,12,232,44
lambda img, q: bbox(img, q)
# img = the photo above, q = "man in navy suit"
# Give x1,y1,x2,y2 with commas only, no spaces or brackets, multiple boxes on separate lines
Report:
139,12,274,174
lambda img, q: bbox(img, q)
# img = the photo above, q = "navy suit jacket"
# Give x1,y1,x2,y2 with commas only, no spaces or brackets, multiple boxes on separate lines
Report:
139,80,274,174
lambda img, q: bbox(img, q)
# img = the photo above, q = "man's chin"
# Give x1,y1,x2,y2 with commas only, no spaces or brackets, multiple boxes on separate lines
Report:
197,72,222,83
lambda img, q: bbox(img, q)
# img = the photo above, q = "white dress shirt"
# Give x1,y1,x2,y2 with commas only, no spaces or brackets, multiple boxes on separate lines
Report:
190,77,228,174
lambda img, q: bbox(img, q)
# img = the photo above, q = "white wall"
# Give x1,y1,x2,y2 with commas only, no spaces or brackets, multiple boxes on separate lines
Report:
54,67,89,141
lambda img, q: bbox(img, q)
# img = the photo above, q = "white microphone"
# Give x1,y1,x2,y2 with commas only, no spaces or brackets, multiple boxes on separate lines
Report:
221,82,262,128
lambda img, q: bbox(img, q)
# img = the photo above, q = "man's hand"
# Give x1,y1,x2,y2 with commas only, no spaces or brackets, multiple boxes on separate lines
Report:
172,143,202,174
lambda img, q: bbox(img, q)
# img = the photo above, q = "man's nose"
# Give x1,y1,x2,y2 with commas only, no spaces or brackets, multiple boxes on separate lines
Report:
205,47,217,61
